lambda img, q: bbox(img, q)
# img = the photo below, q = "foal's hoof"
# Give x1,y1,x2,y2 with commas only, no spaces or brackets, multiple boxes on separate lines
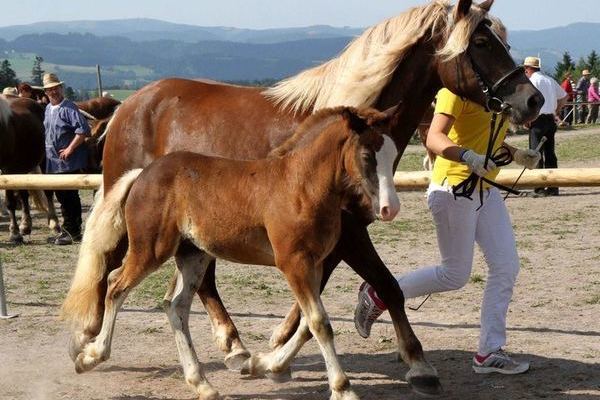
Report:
74,352,101,374
223,349,251,371
407,375,443,397
240,356,292,383
265,367,292,383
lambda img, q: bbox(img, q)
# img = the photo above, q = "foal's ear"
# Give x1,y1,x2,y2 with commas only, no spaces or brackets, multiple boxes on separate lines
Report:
454,0,473,22
478,0,494,12
342,108,368,134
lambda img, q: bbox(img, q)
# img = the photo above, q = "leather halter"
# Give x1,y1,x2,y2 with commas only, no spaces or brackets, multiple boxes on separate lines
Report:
451,25,524,207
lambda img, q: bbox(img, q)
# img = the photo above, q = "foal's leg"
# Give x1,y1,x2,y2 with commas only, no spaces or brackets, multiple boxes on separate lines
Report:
166,248,220,400
167,242,250,370
192,260,250,370
17,190,32,236
74,251,157,373
5,190,23,244
283,257,358,400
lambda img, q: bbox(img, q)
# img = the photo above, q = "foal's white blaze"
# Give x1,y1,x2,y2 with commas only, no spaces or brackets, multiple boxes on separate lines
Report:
375,136,400,221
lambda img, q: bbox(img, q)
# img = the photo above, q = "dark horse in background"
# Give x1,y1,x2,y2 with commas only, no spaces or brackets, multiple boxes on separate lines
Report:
63,0,543,396
0,95,60,243
76,96,121,172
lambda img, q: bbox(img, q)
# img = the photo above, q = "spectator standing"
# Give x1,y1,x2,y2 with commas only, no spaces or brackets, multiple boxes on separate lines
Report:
523,57,567,197
560,72,574,125
575,69,591,123
17,83,34,99
43,73,90,245
586,77,600,124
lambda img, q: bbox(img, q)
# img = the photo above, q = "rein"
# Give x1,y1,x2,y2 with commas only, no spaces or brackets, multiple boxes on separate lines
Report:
451,49,525,209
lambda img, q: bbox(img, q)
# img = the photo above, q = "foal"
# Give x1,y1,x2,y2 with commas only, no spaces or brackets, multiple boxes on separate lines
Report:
71,106,400,400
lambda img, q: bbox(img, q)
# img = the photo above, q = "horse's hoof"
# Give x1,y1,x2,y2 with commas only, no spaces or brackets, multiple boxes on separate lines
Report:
74,352,99,374
407,375,443,397
224,349,251,371
265,367,292,383
69,336,86,362
9,235,24,245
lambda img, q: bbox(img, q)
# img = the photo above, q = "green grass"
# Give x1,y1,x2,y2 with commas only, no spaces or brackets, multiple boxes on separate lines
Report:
556,133,600,162
397,152,427,172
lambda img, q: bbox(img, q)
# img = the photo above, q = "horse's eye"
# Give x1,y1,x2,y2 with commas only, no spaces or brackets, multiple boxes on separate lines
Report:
473,38,488,47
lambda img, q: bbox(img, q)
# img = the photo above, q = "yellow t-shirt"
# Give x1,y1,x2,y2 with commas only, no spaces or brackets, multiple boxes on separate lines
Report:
431,88,508,188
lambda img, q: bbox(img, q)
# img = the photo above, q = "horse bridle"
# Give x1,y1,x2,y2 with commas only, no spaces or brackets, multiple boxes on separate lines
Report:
452,25,526,208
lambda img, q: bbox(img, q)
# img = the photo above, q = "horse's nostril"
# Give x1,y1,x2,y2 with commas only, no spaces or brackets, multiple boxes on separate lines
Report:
528,93,544,111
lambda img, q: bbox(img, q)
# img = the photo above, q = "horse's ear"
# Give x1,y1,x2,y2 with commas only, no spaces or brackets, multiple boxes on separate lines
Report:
342,108,368,134
454,0,473,22
478,0,494,12
380,102,402,122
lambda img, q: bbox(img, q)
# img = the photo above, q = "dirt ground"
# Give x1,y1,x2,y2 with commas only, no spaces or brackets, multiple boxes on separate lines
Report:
1,131,599,400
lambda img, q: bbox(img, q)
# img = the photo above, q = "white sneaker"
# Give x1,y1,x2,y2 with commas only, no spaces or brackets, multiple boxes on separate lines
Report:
354,282,386,338
472,349,530,375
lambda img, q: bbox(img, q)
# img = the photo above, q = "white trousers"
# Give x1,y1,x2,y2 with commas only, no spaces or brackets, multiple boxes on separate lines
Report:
397,186,520,355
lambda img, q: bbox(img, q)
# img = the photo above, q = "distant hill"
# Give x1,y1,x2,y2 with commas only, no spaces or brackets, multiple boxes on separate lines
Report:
0,19,598,89
0,19,362,44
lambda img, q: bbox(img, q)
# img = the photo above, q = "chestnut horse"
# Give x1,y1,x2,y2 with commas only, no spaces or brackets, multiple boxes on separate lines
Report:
64,0,543,395
69,106,400,400
0,95,60,243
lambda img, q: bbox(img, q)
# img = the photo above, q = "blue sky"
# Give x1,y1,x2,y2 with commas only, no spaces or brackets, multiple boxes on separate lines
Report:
0,1,594,31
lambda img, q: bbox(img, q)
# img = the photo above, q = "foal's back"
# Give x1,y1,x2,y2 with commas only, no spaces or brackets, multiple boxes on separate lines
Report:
125,151,289,266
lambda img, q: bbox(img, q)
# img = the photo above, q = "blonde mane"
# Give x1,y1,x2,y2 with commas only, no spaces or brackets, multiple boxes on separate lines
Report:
0,96,12,126
265,0,498,114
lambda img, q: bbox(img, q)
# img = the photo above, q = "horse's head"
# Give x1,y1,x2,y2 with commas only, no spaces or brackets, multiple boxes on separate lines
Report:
341,106,400,223
436,0,543,124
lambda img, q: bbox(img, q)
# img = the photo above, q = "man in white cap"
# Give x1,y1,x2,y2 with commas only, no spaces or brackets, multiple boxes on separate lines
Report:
523,57,567,197
43,72,90,245
576,69,592,123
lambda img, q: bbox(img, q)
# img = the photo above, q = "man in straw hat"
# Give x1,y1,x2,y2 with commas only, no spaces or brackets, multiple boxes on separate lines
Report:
42,72,90,245
523,56,567,197
576,69,592,123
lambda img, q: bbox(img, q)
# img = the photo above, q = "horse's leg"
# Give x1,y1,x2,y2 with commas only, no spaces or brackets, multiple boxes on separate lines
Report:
166,247,220,400
283,257,358,400
337,214,441,396
267,212,441,396
193,260,250,370
17,190,32,236
171,242,250,370
45,190,61,234
5,190,23,244
269,254,339,349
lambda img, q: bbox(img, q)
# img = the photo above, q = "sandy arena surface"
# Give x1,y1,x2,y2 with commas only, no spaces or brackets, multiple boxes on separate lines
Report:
0,131,599,400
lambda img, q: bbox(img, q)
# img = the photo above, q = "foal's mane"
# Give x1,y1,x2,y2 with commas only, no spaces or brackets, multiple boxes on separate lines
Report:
270,107,350,157
264,0,500,113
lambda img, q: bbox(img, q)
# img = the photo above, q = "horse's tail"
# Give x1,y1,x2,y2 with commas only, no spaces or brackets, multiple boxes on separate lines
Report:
61,168,143,328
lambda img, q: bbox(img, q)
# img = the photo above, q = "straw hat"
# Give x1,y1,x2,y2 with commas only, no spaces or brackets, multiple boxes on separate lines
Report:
42,73,64,89
2,87,17,96
523,56,541,69
582,69,591,76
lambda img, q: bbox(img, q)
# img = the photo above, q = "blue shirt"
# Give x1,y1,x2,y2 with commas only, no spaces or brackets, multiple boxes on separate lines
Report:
44,99,90,173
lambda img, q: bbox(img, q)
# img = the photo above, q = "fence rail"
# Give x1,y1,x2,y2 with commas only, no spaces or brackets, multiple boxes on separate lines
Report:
1,169,600,191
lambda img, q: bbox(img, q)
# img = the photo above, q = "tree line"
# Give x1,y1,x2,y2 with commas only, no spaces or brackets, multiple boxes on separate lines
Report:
554,50,600,82
0,55,77,99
